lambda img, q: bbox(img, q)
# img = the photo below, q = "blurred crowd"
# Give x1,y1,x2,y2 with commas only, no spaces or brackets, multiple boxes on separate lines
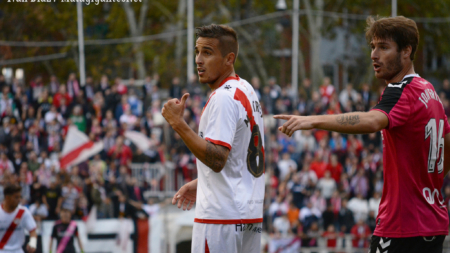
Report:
1,72,450,249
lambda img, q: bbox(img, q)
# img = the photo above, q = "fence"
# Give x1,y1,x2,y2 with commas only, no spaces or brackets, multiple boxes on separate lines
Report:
131,162,190,198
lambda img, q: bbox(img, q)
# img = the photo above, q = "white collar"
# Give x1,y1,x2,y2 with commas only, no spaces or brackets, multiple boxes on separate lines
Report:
402,73,420,80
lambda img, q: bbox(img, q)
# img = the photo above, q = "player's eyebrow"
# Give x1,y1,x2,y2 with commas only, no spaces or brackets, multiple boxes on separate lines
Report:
372,41,390,46
202,46,214,52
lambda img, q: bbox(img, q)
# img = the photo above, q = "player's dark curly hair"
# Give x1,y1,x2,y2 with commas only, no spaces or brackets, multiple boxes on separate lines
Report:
366,16,419,61
4,184,22,196
195,24,239,63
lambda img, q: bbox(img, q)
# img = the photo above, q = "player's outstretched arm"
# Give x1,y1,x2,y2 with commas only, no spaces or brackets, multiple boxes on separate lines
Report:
443,133,450,177
162,93,230,172
274,110,388,137
172,179,197,210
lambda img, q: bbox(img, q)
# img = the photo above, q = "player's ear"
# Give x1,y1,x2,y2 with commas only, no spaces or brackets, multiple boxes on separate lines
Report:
403,45,412,59
225,52,236,66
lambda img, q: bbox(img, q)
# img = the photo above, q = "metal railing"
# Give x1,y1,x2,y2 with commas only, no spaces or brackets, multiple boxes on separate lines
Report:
131,162,189,198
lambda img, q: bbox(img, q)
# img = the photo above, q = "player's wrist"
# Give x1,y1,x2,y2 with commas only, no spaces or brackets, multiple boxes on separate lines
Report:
171,118,187,132
28,237,37,249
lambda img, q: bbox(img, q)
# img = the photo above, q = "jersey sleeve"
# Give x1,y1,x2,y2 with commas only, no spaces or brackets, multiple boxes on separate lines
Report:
23,208,37,232
204,91,239,150
371,83,411,129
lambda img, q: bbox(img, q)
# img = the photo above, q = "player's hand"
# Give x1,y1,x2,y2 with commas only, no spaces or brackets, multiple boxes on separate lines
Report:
172,179,197,211
162,93,190,127
273,115,314,137
26,245,36,253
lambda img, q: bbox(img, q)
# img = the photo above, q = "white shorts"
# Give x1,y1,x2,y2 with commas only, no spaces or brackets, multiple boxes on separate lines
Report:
192,222,262,253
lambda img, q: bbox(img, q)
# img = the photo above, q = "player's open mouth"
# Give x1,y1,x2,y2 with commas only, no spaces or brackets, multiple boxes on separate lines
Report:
198,68,205,76
373,63,381,72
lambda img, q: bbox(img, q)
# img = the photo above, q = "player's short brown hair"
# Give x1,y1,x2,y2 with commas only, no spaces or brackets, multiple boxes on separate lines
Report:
365,16,419,60
195,24,239,63
4,184,22,196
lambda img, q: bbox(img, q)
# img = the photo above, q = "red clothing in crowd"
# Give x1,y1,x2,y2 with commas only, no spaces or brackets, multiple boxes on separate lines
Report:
53,92,72,108
322,231,343,248
310,160,327,179
351,223,371,248
107,144,132,165
326,163,343,182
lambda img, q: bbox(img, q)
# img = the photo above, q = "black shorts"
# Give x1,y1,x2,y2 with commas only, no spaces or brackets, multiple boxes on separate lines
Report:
369,235,446,253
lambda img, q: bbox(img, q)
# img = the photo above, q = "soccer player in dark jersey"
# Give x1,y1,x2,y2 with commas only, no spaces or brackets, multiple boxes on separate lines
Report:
275,16,449,253
49,209,84,253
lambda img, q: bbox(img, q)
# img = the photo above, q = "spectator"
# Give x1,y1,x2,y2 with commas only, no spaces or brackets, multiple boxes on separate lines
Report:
298,161,318,186
317,170,337,200
59,180,79,214
368,191,381,217
169,77,182,99
0,151,14,175
310,153,327,179
350,219,371,249
269,196,288,222
326,154,343,183
348,193,369,223
288,173,307,209
70,106,87,133
286,201,300,225
277,152,297,182
350,169,369,198
319,77,335,106
66,73,80,99
322,204,335,230
107,136,132,166
338,199,355,233
273,213,290,237
322,224,341,248
53,85,71,108
299,201,321,229
43,178,61,220
293,129,316,154
48,75,60,95
115,77,127,95
85,76,95,102
359,83,373,110
339,83,359,107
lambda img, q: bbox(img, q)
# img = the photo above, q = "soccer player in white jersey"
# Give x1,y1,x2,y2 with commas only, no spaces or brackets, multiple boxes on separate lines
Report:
0,184,37,253
162,24,265,253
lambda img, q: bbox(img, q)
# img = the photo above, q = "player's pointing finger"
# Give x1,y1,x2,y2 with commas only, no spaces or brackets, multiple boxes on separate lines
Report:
273,115,292,120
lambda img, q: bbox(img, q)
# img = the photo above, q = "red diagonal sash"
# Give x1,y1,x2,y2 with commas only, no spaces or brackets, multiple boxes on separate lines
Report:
0,209,25,249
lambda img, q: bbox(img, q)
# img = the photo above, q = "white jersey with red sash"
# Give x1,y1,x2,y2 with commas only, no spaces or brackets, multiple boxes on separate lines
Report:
0,205,36,252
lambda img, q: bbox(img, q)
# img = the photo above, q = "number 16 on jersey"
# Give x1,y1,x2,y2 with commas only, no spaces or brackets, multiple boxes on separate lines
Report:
425,118,444,174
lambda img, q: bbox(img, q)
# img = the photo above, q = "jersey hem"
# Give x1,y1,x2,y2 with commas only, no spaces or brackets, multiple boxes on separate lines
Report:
373,230,449,238
205,138,232,150
194,218,263,224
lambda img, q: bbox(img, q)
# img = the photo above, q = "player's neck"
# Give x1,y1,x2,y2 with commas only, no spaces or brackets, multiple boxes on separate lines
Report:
385,63,415,84
209,69,236,92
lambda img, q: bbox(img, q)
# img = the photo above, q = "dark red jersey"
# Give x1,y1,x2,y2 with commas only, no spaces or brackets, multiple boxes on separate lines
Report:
371,74,450,237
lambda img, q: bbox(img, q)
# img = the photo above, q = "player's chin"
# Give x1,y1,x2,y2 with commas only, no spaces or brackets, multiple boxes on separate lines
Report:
198,75,209,84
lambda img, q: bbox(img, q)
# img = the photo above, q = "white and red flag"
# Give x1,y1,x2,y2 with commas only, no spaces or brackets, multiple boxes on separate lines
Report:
60,126,104,169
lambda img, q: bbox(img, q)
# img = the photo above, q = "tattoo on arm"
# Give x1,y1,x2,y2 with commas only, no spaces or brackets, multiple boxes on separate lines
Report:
336,114,360,126
205,141,229,172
